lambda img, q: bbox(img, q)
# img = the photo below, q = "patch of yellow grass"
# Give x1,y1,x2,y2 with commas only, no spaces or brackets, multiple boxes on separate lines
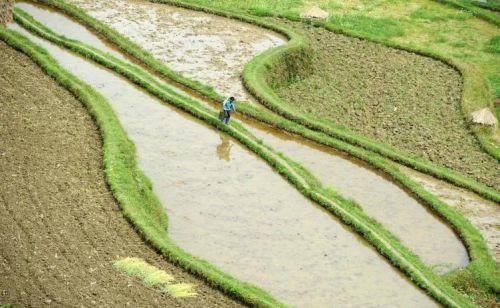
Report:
113,257,197,298
162,283,198,298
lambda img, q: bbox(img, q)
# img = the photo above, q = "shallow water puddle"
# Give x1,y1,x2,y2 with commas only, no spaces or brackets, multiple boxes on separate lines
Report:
17,1,470,271
10,22,437,307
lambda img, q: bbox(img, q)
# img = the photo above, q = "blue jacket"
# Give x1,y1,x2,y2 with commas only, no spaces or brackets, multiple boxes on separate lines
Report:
223,98,235,112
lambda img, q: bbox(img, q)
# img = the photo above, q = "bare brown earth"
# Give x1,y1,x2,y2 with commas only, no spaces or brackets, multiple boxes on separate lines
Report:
0,0,14,26
0,41,243,308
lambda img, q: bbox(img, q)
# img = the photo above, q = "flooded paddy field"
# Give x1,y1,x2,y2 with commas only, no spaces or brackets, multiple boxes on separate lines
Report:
25,0,474,269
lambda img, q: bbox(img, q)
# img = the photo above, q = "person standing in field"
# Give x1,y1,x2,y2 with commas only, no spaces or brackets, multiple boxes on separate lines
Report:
221,96,236,125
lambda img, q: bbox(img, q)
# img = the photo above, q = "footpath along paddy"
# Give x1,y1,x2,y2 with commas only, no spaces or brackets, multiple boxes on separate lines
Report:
13,0,495,306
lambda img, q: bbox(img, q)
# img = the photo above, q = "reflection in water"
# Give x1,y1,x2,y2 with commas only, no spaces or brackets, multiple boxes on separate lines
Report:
216,133,232,162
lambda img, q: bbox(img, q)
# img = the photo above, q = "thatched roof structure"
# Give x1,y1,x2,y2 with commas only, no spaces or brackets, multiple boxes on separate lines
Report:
300,7,330,20
470,108,498,126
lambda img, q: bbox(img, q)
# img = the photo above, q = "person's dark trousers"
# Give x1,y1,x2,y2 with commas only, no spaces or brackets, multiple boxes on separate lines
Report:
224,110,231,124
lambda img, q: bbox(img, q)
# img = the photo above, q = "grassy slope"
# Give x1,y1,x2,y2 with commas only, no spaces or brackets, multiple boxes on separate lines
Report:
0,27,284,308
13,5,499,306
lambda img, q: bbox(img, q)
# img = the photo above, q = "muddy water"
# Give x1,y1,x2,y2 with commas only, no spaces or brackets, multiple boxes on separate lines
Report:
244,120,470,272
15,2,125,60
18,1,470,271
65,0,285,104
400,165,500,262
10,23,438,307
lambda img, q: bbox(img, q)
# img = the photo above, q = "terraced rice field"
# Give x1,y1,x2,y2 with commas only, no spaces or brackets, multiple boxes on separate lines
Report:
7,9,439,307
1,0,499,307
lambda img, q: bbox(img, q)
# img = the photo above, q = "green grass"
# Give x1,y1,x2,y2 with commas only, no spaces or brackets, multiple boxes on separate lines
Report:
484,36,500,54
469,0,500,12
13,6,499,306
327,14,405,40
433,0,500,24
410,7,474,21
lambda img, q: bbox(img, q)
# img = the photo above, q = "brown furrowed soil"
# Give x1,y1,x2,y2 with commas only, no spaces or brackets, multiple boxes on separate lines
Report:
272,21,500,191
0,41,243,308
0,0,14,26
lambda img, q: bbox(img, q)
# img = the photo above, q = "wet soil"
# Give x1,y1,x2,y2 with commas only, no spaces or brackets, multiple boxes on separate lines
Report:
0,41,243,308
16,1,125,60
10,23,437,307
271,21,500,191
64,0,285,104
37,0,470,270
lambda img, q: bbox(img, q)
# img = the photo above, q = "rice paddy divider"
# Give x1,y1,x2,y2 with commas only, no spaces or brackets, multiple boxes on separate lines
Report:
12,9,483,307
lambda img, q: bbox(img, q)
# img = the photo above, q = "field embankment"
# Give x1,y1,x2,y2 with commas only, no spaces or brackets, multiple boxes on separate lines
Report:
271,20,500,191
0,40,243,308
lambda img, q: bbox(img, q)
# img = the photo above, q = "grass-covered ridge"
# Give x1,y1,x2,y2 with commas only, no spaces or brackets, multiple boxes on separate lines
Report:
0,27,285,308
433,0,500,23
13,6,500,306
